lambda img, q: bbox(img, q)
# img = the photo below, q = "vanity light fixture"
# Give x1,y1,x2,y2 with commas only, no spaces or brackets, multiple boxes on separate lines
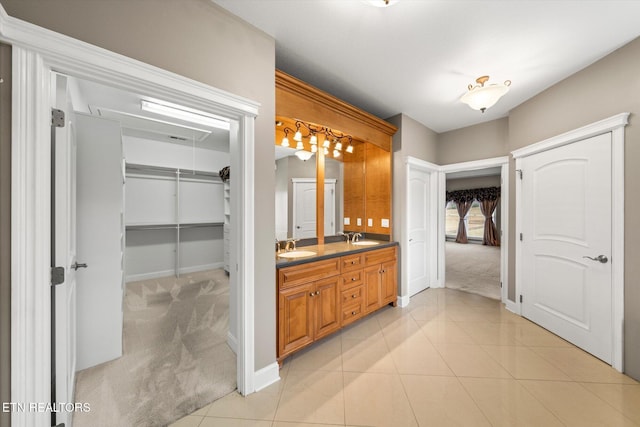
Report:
278,119,355,156
460,75,511,113
141,99,230,130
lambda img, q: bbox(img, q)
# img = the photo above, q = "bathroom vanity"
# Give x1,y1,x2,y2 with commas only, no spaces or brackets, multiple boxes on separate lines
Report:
276,241,397,363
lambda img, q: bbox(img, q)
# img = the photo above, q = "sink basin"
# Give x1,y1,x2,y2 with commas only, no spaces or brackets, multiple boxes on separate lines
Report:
351,241,380,246
278,250,317,259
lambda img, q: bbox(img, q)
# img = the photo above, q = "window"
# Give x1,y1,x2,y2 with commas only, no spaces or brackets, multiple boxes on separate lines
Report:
446,199,496,240
445,201,459,237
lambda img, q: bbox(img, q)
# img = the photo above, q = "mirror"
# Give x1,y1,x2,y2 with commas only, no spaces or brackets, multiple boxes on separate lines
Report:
275,145,346,240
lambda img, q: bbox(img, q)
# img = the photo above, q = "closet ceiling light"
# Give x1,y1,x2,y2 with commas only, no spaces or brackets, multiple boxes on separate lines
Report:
141,99,230,130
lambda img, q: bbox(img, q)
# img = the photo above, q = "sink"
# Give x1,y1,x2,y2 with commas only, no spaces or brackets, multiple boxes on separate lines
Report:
351,241,380,246
278,250,317,259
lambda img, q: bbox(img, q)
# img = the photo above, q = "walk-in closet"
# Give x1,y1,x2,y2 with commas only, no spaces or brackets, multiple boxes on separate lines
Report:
58,74,237,426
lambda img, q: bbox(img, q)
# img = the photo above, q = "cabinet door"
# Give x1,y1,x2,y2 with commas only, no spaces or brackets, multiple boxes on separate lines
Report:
279,282,315,357
364,264,382,313
315,276,341,339
380,260,397,305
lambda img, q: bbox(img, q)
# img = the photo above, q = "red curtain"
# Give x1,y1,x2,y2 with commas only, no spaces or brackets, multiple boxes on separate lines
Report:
455,200,473,244
479,198,500,246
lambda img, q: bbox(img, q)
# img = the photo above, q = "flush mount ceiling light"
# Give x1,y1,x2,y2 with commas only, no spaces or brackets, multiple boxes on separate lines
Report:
364,0,399,7
141,99,230,130
460,76,512,113
294,150,314,161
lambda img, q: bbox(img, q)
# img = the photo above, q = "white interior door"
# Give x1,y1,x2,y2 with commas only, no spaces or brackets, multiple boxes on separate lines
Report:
292,180,317,238
324,180,336,236
408,167,430,296
75,114,124,370
52,73,77,427
520,132,612,363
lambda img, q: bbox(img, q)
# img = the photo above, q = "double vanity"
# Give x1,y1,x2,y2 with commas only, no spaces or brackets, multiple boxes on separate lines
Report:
274,70,398,363
276,240,398,363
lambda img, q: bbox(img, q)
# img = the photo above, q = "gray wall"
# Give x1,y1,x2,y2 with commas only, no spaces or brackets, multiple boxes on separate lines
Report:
2,0,277,371
1,42,11,427
437,117,509,165
389,113,438,295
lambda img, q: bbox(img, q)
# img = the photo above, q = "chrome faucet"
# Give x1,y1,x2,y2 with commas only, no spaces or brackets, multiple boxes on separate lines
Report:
275,238,282,253
353,233,363,242
338,231,351,243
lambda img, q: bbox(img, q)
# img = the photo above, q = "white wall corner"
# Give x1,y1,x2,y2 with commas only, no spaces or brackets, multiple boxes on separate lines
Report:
397,294,410,308
227,331,238,355
254,362,280,392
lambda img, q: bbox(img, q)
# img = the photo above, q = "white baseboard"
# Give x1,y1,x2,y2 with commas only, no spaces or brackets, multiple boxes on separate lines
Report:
254,362,281,392
505,299,520,315
397,295,410,308
227,331,237,355
125,262,225,282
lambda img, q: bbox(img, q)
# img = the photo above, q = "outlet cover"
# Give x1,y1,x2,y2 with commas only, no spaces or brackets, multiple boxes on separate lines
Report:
344,217,350,225
367,218,373,227
381,218,390,228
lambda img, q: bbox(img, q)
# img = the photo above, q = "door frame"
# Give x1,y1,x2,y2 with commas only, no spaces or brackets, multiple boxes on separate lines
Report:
2,7,259,424
401,157,440,306
512,113,629,372
438,156,510,305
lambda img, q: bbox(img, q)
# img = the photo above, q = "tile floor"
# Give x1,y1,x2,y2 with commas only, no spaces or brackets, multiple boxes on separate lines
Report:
170,287,639,427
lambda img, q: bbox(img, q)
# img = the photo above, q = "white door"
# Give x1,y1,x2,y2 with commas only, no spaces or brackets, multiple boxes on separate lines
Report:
520,133,612,363
324,180,336,236
408,168,430,296
292,180,317,238
52,73,77,427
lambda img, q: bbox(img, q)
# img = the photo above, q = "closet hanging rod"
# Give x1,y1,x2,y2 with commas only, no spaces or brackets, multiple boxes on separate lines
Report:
125,162,221,178
126,222,224,231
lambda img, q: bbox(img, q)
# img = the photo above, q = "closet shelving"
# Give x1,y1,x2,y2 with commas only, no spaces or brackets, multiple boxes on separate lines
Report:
223,180,230,273
125,162,225,279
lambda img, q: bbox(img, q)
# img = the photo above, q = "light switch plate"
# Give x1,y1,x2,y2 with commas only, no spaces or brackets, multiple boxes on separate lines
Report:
357,218,362,226
344,217,350,225
381,218,389,228
368,218,373,227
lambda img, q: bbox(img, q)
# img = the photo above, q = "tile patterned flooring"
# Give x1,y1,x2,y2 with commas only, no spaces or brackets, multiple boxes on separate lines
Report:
171,288,640,427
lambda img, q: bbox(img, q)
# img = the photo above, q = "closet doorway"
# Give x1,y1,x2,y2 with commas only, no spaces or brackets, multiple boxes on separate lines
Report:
438,157,509,304
53,73,238,426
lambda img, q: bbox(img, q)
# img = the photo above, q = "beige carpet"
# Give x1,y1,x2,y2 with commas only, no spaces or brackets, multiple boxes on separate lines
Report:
445,241,501,300
73,269,236,427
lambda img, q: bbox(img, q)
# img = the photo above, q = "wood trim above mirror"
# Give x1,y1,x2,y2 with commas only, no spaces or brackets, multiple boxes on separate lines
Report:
276,70,397,152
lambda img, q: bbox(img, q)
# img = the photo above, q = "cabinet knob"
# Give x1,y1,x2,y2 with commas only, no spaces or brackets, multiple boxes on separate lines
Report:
315,291,320,296
351,261,356,264
309,292,314,297
352,294,357,298
352,311,357,315
351,277,357,281
381,269,386,273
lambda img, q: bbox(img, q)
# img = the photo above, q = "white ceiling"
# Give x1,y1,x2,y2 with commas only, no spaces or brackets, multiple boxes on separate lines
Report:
68,76,230,151
212,0,640,133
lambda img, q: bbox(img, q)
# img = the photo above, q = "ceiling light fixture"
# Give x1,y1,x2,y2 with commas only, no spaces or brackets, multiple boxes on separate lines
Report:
294,150,314,161
460,76,511,113
365,0,399,7
141,99,230,130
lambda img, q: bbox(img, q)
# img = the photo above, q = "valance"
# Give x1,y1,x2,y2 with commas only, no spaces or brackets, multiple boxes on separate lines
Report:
446,186,500,204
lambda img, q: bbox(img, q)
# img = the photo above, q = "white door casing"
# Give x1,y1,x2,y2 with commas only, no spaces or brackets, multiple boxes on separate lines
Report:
513,112,628,371
520,133,612,362
52,73,77,427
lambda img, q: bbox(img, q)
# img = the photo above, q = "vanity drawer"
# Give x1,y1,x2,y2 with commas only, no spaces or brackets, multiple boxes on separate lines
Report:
364,247,396,266
278,258,341,290
341,284,364,305
341,253,365,272
341,301,365,326
341,270,363,289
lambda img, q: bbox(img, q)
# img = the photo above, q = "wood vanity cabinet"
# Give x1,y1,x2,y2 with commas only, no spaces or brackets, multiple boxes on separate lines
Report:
277,246,397,362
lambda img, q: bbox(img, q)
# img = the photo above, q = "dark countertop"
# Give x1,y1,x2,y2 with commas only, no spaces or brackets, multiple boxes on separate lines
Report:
276,240,399,268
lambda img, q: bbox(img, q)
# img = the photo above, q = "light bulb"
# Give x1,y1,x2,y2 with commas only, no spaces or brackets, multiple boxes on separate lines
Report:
281,137,289,147
346,144,354,153
333,149,340,158
324,147,329,155
335,142,343,151
293,131,302,142
311,144,317,153
296,141,304,150
323,138,331,148
310,134,317,145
